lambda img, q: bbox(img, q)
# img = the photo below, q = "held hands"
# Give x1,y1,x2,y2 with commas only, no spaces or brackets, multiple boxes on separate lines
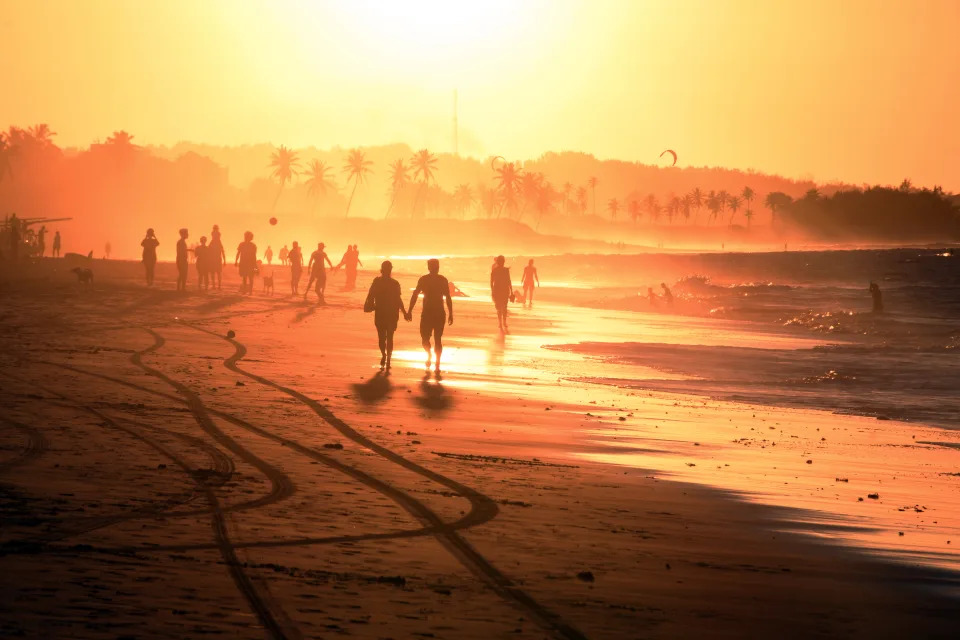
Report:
404,311,412,322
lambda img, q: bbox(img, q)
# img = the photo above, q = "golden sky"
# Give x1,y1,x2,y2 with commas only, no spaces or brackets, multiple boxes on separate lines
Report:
2,0,957,188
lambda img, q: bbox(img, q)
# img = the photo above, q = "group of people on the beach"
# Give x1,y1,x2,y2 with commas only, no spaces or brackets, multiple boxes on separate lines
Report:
140,226,366,302
1,214,61,261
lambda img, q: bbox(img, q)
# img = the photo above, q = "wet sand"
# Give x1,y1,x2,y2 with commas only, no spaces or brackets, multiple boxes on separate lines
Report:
1,258,958,639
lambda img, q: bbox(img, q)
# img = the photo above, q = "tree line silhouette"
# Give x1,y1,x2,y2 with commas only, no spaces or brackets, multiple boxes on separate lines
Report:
3,124,957,245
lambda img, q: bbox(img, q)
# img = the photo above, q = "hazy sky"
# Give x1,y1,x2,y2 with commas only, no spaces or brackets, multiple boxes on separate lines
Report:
2,0,958,188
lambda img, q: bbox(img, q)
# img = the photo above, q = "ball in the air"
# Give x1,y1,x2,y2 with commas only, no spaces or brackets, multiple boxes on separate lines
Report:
269,217,278,226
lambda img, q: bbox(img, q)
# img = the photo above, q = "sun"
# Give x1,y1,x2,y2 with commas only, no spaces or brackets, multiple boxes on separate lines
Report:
267,0,536,84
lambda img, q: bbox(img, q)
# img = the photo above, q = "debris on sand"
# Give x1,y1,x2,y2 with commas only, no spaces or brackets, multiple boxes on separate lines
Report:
576,571,595,582
867,493,880,499
226,330,236,339
235,381,245,386
431,452,578,468
323,443,344,450
835,477,849,482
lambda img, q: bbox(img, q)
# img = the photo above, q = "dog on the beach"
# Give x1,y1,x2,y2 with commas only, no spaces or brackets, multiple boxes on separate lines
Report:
262,273,274,295
71,267,94,285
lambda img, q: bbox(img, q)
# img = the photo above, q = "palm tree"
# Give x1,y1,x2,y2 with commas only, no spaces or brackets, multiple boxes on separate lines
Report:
410,148,437,218
0,134,14,183
105,130,135,148
477,183,500,218
453,183,475,218
534,181,558,230
342,148,373,218
744,208,754,227
575,186,588,215
727,195,742,224
742,186,754,211
644,194,660,222
667,195,682,224
706,191,720,224
688,188,704,224
385,158,410,218
607,198,620,221
28,124,56,147
268,145,301,212
681,194,693,223
765,191,794,226
494,161,522,219
716,189,729,222
627,199,641,224
587,176,598,215
518,171,543,222
303,159,335,216
562,181,574,214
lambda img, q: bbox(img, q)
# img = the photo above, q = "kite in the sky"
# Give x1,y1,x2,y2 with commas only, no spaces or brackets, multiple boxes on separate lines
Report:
660,149,678,166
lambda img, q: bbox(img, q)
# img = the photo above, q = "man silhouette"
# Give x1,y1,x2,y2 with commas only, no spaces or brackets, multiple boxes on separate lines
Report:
176,228,190,292
305,242,334,302
37,225,47,257
365,260,408,369
408,258,453,373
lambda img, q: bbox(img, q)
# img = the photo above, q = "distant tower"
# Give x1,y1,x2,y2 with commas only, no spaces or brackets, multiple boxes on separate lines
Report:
453,89,459,156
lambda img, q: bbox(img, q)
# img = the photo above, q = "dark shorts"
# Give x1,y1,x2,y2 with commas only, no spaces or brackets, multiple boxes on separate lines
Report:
420,313,445,343
376,319,398,334
239,262,255,278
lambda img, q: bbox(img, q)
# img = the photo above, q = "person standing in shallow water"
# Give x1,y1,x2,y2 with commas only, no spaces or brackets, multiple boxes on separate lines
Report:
265,245,273,265
235,231,257,295
660,282,674,305
279,244,289,266
52,230,61,258
337,244,363,291
305,242,334,302
141,228,159,286
209,224,226,289
521,258,539,305
490,255,513,332
288,241,303,295
869,281,883,313
364,260,408,369
176,228,189,292
408,258,453,373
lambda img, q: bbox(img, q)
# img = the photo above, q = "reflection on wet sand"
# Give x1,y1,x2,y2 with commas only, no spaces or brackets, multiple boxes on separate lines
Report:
427,297,960,572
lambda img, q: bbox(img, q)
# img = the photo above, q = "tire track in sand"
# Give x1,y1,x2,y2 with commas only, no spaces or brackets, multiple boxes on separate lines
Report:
130,328,299,640
191,323,588,640
0,416,47,473
24,358,459,551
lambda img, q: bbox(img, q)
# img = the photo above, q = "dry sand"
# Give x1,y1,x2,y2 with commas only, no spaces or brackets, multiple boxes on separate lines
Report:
0,258,957,639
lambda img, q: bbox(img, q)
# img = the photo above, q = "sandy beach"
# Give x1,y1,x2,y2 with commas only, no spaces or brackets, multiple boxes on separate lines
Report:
1,257,958,639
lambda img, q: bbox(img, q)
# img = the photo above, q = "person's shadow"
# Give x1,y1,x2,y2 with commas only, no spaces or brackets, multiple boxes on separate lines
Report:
413,371,452,412
351,370,392,405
